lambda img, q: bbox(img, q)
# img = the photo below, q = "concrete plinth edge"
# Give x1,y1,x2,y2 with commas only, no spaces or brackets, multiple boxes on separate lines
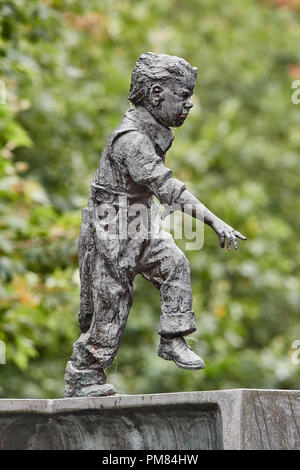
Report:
0,389,299,450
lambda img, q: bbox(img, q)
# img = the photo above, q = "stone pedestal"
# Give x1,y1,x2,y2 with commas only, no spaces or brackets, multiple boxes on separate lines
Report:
0,389,299,450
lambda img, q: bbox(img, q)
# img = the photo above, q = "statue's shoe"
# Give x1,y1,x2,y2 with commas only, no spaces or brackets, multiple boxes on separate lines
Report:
65,383,116,398
158,335,205,370
64,361,116,397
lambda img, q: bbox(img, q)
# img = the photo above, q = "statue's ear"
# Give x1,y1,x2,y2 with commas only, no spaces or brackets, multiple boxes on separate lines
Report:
149,83,163,106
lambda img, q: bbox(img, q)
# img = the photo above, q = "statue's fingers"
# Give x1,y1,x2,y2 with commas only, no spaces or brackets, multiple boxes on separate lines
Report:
219,232,225,248
224,230,232,251
234,230,247,240
227,236,232,251
233,236,238,250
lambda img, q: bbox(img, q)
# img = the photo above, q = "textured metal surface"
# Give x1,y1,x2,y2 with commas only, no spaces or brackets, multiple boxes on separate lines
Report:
65,54,201,397
65,52,246,397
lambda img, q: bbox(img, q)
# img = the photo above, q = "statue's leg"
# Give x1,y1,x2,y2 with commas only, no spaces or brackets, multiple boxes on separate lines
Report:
139,232,204,370
139,231,196,336
65,207,135,397
65,259,134,397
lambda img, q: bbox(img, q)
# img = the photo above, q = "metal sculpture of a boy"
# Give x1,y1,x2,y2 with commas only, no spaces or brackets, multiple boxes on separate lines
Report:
65,53,246,397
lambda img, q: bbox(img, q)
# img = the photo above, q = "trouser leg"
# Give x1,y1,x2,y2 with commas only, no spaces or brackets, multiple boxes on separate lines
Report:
65,263,134,396
65,207,135,396
71,268,134,367
139,231,197,337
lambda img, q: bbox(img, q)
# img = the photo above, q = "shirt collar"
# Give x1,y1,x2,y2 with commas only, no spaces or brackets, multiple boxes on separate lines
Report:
124,106,174,153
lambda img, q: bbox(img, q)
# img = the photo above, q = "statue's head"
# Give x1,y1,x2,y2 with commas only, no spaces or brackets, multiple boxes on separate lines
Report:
129,52,197,128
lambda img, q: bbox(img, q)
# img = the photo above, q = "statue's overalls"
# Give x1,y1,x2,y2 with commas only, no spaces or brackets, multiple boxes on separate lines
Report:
65,107,197,396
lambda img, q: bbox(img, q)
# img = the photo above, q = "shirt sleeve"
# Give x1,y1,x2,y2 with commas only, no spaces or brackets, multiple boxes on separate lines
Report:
112,130,186,207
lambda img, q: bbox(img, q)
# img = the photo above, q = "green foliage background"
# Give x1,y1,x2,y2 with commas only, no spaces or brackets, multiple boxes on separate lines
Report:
0,0,299,397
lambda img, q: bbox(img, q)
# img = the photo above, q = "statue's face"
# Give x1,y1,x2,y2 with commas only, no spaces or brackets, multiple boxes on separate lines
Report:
149,76,196,128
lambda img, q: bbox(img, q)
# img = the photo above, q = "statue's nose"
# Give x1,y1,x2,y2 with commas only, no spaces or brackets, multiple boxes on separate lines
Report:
184,100,193,110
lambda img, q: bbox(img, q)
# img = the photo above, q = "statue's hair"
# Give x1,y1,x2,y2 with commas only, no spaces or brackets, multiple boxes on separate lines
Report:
129,52,197,106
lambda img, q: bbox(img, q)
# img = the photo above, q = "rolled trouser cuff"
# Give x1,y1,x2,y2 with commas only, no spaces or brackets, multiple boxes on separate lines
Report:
158,311,197,337
64,361,117,398
64,361,106,388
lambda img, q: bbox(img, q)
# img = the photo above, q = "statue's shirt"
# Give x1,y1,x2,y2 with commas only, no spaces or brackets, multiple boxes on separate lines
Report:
90,106,186,208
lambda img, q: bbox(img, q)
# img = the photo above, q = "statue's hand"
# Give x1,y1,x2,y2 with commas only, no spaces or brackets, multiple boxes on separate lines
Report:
212,219,247,250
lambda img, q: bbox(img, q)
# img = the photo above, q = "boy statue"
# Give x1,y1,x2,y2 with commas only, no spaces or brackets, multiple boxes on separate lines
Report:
65,52,246,397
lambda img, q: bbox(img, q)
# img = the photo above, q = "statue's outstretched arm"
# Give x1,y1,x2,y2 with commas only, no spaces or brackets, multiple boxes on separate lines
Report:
162,189,247,251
